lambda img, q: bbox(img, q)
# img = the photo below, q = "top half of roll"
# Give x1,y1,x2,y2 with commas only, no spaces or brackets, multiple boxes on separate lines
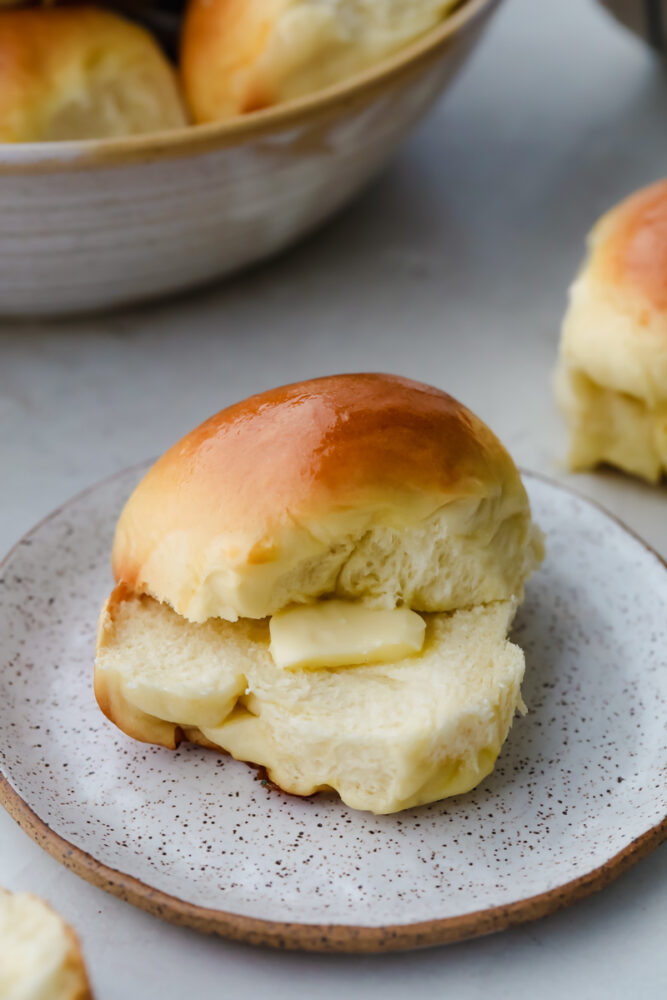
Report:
112,373,544,623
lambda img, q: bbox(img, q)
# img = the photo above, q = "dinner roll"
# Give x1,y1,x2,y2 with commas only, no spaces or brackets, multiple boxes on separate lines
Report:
0,889,92,1000
98,374,543,813
96,589,526,814
181,0,460,123
555,179,667,481
0,7,187,142
112,373,544,623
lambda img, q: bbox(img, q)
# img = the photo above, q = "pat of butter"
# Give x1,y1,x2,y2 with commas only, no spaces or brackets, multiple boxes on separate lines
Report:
269,600,426,671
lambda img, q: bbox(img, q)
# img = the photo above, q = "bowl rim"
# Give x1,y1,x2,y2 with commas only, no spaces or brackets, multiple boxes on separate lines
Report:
0,0,498,173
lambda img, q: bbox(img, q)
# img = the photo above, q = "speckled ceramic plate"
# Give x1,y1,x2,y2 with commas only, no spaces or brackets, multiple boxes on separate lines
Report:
0,467,665,952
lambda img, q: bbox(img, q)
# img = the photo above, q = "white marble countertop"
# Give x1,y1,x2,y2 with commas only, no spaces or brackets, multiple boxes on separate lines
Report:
1,0,665,996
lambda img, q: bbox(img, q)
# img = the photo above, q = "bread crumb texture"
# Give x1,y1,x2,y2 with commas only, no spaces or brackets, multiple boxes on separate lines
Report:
96,589,526,814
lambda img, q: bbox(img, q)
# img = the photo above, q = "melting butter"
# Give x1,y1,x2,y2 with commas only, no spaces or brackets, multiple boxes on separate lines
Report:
269,600,425,671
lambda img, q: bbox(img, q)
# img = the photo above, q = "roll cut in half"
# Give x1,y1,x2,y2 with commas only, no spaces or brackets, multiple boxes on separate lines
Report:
96,373,544,814
181,0,460,123
0,7,187,142
0,889,93,1000
555,179,667,482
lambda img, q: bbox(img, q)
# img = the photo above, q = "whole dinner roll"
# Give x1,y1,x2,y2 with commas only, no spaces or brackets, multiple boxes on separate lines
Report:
0,6,187,142
181,0,461,123
96,374,544,814
555,179,667,482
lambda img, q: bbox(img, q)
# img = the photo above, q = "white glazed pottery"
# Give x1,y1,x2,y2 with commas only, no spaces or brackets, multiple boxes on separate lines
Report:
0,0,499,317
0,466,664,952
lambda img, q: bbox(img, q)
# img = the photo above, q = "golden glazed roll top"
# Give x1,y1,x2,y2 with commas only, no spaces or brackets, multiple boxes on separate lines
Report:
181,0,460,123
559,179,667,406
0,7,187,143
112,373,544,623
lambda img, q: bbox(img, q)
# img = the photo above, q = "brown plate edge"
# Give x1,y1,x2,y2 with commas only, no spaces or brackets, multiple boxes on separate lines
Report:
0,464,666,953
1,776,665,953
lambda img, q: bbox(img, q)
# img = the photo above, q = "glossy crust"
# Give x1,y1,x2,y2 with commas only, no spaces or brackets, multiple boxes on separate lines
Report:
112,373,533,621
0,7,186,143
592,178,667,312
559,179,667,406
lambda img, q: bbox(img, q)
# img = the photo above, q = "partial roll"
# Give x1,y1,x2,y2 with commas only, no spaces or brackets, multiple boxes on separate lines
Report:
556,179,667,482
0,7,187,142
181,0,460,122
0,889,93,1000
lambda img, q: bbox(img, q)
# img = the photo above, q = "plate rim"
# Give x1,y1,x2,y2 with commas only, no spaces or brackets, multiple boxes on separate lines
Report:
0,465,665,953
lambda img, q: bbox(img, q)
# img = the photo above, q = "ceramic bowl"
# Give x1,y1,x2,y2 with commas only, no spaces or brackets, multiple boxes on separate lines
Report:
0,0,499,317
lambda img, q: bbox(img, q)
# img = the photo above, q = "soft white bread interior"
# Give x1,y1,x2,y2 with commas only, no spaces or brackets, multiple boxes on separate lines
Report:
112,374,544,623
0,890,92,1000
556,179,667,482
0,7,187,142
555,365,667,482
96,587,526,815
181,0,460,123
